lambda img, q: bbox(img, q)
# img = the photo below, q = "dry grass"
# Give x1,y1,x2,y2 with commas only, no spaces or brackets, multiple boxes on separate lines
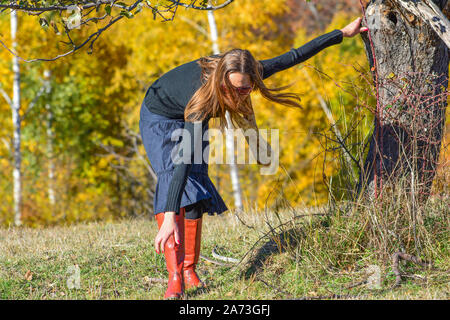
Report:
0,200,448,300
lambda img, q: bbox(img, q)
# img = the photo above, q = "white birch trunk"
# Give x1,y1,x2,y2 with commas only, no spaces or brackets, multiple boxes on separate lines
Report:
43,70,56,209
207,9,243,211
11,8,22,226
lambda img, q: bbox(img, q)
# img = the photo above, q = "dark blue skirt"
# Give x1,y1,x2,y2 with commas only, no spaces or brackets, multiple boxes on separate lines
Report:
139,102,228,216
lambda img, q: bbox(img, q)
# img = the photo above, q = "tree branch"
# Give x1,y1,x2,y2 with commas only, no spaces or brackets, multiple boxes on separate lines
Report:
0,0,233,62
0,86,13,108
395,0,450,48
166,0,235,10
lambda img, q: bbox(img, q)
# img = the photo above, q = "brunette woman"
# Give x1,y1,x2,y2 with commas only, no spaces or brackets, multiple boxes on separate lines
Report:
139,17,368,299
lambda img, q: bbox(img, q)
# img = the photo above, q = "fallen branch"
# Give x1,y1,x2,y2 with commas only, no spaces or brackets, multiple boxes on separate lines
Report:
392,251,432,288
200,254,232,266
211,246,239,264
143,276,168,284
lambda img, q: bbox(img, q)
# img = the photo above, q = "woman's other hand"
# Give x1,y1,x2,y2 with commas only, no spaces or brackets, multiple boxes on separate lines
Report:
154,212,180,254
341,17,369,37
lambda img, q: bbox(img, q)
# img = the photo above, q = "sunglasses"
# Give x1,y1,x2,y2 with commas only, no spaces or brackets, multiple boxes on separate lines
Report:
221,84,254,95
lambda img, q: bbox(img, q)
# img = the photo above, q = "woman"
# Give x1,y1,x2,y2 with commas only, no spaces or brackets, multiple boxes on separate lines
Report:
139,17,368,299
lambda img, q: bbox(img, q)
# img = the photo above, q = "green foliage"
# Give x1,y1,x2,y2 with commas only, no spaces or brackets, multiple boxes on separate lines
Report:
0,12,140,225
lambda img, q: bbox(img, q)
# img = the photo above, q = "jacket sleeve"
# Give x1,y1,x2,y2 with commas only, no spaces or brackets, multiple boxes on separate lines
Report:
259,29,343,80
163,121,200,214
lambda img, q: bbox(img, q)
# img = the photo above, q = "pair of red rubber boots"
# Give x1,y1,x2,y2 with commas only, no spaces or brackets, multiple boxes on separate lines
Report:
155,208,203,299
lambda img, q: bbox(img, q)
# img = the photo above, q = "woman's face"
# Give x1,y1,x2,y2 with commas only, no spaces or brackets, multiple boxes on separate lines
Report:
228,72,253,96
222,72,254,105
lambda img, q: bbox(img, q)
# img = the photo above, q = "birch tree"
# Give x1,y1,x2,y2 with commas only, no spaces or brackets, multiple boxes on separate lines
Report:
9,7,22,226
207,8,244,211
43,69,56,209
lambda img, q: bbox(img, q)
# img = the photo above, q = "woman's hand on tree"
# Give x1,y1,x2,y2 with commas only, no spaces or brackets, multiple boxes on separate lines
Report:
154,211,180,254
341,17,369,37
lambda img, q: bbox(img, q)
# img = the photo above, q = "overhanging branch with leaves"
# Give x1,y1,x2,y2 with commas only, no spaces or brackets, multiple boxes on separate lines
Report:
0,0,235,61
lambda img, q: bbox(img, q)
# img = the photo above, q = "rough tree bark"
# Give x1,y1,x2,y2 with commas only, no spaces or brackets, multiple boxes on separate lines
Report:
358,0,449,200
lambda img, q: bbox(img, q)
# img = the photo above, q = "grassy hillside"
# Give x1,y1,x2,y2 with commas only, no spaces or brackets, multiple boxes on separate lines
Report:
0,203,448,300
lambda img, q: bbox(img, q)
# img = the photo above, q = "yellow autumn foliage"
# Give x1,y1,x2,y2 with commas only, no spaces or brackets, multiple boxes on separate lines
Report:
0,1,446,226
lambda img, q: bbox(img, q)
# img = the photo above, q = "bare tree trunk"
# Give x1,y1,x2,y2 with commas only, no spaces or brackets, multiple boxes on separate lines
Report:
11,7,22,226
358,0,449,200
43,70,56,210
207,9,244,211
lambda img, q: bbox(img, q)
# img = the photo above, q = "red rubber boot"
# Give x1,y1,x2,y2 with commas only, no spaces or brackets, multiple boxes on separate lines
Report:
183,216,204,290
155,208,185,299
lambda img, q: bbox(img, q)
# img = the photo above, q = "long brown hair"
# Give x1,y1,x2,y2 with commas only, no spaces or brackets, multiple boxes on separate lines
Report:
184,48,302,128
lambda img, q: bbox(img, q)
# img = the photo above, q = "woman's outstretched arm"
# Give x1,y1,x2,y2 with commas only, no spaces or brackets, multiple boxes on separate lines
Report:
259,17,368,79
